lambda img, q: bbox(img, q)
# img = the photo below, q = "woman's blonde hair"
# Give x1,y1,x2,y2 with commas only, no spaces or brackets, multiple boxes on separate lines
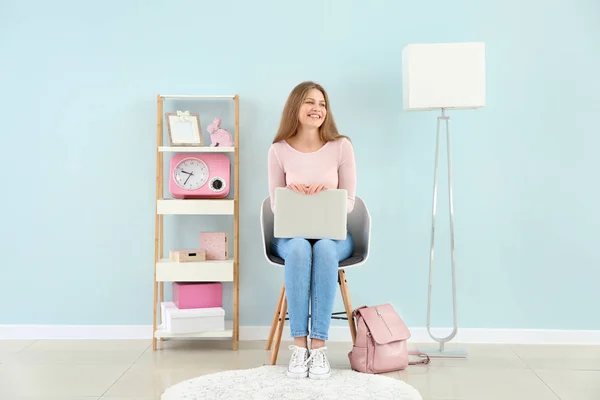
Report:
272,81,349,144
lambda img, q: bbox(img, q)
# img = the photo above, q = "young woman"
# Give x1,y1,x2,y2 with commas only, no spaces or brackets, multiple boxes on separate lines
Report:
268,81,357,379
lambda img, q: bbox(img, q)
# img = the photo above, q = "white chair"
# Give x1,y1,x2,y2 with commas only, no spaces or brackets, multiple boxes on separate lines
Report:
260,196,371,365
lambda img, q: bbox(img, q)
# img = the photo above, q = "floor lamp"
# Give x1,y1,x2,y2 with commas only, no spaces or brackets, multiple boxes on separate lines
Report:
402,42,486,358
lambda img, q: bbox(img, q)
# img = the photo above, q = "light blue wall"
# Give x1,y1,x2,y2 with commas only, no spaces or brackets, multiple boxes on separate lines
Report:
1,0,599,331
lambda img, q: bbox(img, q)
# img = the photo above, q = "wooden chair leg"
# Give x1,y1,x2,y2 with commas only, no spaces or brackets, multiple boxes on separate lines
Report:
338,269,357,344
269,288,287,365
266,284,285,350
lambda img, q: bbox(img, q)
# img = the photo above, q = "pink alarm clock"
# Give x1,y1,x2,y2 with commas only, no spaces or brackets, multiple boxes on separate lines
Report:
169,153,230,199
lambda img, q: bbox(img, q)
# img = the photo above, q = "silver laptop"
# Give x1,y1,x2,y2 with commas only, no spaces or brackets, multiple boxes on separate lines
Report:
273,187,348,240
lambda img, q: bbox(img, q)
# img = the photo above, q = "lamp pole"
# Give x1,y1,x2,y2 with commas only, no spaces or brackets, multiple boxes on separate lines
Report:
420,108,467,358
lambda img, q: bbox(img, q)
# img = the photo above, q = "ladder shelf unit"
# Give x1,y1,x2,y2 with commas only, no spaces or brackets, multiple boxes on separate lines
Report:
153,94,240,351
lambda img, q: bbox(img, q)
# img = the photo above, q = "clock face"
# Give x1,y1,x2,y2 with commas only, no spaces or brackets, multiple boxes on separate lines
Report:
173,158,209,190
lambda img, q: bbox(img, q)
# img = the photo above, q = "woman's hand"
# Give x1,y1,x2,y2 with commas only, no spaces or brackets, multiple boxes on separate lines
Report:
287,183,307,194
286,184,327,195
306,184,327,195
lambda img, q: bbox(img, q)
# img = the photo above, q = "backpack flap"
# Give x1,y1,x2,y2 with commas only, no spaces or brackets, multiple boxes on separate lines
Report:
356,303,411,345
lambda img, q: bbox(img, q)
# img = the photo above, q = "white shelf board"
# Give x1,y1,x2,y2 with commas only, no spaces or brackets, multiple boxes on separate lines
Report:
156,259,233,282
158,146,234,153
159,94,236,99
155,325,233,339
157,199,234,215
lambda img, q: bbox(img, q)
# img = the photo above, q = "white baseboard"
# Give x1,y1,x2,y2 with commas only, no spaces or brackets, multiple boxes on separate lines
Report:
1,325,600,345
0,325,152,340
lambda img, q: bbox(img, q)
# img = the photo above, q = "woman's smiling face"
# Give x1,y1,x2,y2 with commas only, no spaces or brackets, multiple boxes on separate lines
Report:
298,88,327,129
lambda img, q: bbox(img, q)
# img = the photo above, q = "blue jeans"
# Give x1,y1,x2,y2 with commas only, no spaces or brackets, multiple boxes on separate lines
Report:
271,232,354,341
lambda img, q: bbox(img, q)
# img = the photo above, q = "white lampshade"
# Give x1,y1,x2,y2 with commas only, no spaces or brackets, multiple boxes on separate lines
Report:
402,42,486,111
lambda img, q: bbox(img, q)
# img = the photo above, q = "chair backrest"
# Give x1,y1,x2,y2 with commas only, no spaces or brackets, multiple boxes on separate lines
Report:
347,197,371,262
260,196,371,266
260,198,276,263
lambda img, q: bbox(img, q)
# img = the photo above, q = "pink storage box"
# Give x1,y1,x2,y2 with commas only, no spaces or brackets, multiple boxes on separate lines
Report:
199,232,228,260
172,282,222,309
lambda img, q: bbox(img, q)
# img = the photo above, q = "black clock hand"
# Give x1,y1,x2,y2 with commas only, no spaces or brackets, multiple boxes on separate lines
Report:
181,170,192,175
184,171,194,185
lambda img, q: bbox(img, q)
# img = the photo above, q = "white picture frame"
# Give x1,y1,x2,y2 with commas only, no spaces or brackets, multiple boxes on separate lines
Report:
165,111,203,146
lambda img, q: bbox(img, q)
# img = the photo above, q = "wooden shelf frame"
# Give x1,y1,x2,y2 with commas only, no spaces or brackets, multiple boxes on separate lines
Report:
153,94,240,351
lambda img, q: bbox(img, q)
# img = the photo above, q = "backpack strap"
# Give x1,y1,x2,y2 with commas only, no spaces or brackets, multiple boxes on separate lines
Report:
408,351,431,365
352,305,368,317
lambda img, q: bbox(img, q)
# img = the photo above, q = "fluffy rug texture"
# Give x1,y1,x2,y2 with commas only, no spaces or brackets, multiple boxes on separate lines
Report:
161,365,422,400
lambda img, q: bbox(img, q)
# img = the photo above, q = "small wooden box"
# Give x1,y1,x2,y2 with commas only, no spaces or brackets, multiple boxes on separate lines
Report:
169,249,206,262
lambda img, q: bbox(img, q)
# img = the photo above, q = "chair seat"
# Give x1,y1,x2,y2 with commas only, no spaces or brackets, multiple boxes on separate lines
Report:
267,253,365,267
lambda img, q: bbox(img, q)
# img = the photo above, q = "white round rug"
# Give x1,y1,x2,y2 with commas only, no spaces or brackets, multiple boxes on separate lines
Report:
161,365,422,400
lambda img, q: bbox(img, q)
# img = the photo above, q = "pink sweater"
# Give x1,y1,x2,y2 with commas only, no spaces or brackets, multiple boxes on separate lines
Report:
268,137,356,213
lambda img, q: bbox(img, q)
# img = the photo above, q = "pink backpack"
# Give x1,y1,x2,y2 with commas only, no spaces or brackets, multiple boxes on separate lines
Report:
348,303,430,374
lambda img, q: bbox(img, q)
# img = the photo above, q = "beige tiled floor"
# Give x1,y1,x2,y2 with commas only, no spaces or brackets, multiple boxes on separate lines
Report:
0,338,598,399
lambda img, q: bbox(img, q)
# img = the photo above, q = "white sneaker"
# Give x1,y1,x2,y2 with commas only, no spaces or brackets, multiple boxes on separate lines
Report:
307,347,331,380
286,345,309,378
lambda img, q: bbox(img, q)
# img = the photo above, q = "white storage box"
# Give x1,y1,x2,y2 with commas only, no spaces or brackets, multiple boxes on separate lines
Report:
160,301,225,334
